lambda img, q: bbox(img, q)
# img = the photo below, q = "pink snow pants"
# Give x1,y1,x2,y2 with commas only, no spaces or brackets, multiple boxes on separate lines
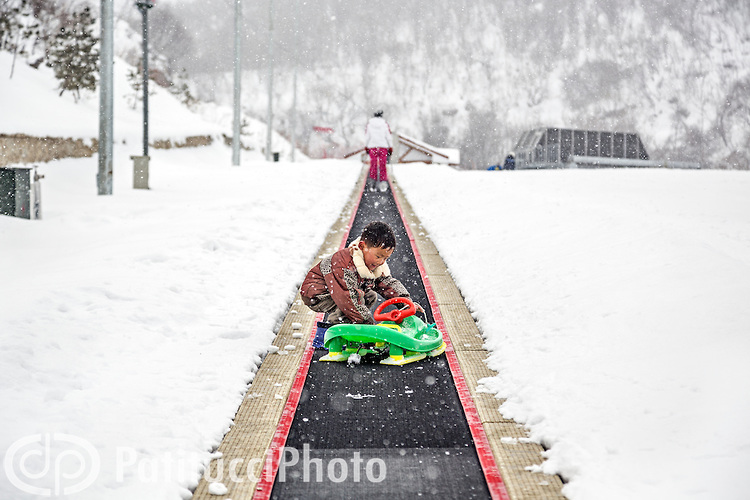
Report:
368,148,389,181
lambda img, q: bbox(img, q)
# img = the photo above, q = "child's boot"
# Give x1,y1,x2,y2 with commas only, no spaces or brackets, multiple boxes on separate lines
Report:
313,321,332,349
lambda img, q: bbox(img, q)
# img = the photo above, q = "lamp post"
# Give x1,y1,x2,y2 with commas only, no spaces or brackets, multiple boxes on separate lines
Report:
290,0,298,162
136,0,153,156
265,0,274,161
132,0,154,189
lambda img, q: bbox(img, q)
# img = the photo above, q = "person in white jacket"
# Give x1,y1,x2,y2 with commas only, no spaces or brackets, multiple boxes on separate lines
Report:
365,110,393,192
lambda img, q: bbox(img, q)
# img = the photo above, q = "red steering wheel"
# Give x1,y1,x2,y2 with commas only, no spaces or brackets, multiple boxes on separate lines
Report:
373,297,416,323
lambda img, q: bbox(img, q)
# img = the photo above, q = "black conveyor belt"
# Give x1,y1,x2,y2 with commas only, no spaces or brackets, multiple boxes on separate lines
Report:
271,187,491,499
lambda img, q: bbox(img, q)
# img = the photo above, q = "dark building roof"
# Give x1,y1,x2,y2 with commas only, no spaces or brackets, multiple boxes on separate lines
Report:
514,127,650,169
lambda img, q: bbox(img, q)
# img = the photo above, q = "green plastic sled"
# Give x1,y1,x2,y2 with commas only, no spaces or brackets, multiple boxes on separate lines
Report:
320,297,447,365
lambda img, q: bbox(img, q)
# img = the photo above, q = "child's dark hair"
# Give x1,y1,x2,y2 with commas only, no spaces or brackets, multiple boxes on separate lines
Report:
361,221,396,249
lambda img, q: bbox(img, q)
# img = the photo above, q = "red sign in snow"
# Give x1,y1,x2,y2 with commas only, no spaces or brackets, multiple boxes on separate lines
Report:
313,126,334,133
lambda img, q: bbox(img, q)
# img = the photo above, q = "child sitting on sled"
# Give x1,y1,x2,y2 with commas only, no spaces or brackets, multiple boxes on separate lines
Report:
300,221,423,328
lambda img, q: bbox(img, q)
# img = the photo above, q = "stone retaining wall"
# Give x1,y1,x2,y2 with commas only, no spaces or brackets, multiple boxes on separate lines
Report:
150,135,213,149
0,134,97,167
0,134,214,167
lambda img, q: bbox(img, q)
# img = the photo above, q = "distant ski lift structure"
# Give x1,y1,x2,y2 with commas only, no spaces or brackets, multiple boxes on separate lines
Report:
513,127,699,169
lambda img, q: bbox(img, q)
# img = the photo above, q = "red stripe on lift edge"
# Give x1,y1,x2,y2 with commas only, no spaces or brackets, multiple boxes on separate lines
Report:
252,312,321,500
389,178,511,500
253,174,367,500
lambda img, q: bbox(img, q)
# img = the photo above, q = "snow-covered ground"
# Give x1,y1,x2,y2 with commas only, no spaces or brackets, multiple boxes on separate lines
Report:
394,164,750,500
4,155,749,500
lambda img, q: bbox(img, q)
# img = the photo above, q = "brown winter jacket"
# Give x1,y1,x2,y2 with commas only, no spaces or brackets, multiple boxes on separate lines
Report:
300,241,410,324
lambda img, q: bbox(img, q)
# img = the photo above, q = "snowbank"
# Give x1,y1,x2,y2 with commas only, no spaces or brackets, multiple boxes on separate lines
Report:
393,164,750,500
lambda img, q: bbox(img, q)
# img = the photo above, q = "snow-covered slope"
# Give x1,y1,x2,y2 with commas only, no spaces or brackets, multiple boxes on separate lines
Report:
167,0,750,169
0,19,301,161
7,0,747,167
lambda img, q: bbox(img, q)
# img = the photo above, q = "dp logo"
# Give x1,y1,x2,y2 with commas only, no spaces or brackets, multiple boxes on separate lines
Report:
4,433,100,496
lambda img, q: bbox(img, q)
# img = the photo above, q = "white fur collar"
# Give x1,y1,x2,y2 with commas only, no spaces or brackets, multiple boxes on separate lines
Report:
349,237,391,279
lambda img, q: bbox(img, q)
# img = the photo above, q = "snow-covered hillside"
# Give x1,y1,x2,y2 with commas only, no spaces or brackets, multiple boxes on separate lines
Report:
5,0,747,168
0,8,300,162
156,0,750,169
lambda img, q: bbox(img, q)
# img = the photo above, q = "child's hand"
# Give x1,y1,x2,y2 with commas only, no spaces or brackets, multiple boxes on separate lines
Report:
414,302,425,315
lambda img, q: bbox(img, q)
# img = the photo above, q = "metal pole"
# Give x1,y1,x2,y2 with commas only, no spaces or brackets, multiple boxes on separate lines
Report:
98,0,113,195
232,0,241,166
290,0,298,162
265,0,274,161
137,1,153,157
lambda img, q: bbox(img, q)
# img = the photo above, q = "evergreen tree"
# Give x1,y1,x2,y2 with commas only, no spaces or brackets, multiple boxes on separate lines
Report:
46,6,98,101
125,67,143,110
169,68,197,108
0,0,25,52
